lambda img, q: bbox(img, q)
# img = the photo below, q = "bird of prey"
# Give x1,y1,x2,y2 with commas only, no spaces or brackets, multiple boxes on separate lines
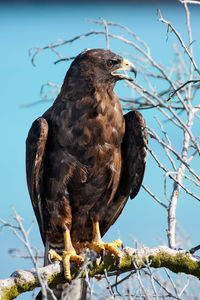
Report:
26,49,148,281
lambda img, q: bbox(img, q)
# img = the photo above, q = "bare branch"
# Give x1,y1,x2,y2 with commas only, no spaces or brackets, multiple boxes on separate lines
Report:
99,18,110,50
145,142,200,202
157,9,200,75
29,32,96,66
167,80,200,101
179,0,200,5
1,246,200,300
142,185,168,209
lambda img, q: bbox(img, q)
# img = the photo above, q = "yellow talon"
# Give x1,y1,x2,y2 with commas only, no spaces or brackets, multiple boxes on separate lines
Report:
70,254,84,266
48,230,84,281
104,239,122,259
62,251,84,279
89,221,122,262
111,239,123,248
49,249,62,261
90,241,104,255
62,252,71,280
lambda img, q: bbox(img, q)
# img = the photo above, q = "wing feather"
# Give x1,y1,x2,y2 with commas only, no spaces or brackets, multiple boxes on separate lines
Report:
26,117,48,242
100,110,148,236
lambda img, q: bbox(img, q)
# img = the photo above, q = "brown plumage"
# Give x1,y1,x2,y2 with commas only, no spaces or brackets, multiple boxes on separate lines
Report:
26,49,147,273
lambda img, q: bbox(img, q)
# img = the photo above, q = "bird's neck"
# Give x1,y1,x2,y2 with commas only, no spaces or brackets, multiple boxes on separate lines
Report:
59,75,115,102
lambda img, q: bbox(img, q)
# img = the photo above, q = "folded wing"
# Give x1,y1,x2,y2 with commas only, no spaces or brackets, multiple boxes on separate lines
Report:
100,110,148,236
26,117,48,243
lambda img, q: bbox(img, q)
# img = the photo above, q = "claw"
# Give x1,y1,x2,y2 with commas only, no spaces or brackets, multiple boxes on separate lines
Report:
88,222,122,266
49,249,62,262
66,278,72,284
48,252,53,264
116,256,121,266
100,248,105,264
80,260,84,267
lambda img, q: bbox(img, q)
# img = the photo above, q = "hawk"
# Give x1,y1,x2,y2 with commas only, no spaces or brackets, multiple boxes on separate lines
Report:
26,49,147,281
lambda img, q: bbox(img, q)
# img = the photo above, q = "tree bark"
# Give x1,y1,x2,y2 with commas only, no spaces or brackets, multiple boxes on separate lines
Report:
0,246,200,300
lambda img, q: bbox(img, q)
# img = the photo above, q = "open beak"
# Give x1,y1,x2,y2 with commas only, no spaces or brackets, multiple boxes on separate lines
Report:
111,58,137,81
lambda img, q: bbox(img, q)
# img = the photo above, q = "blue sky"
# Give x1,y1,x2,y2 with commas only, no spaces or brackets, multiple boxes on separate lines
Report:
1,3,200,297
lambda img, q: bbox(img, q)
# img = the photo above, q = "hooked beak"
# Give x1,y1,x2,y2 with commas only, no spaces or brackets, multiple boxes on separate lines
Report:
111,58,137,81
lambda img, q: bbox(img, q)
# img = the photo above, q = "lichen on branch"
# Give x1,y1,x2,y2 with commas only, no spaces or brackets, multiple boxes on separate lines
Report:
0,246,200,300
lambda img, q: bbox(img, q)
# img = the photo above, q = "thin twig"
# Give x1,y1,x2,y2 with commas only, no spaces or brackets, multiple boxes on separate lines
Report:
157,9,200,75
167,80,200,101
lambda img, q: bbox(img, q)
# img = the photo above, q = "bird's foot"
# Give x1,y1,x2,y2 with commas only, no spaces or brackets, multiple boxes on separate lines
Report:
89,238,122,264
49,249,84,281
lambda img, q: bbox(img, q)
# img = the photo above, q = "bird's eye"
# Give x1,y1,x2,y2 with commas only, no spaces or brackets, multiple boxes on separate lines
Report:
107,59,119,68
107,60,114,68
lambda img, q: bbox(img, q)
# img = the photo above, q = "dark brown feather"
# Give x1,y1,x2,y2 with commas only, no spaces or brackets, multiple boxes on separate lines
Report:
26,118,48,242
100,110,148,236
26,49,147,255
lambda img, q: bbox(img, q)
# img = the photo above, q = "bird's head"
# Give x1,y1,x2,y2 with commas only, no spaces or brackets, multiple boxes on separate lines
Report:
69,48,137,86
